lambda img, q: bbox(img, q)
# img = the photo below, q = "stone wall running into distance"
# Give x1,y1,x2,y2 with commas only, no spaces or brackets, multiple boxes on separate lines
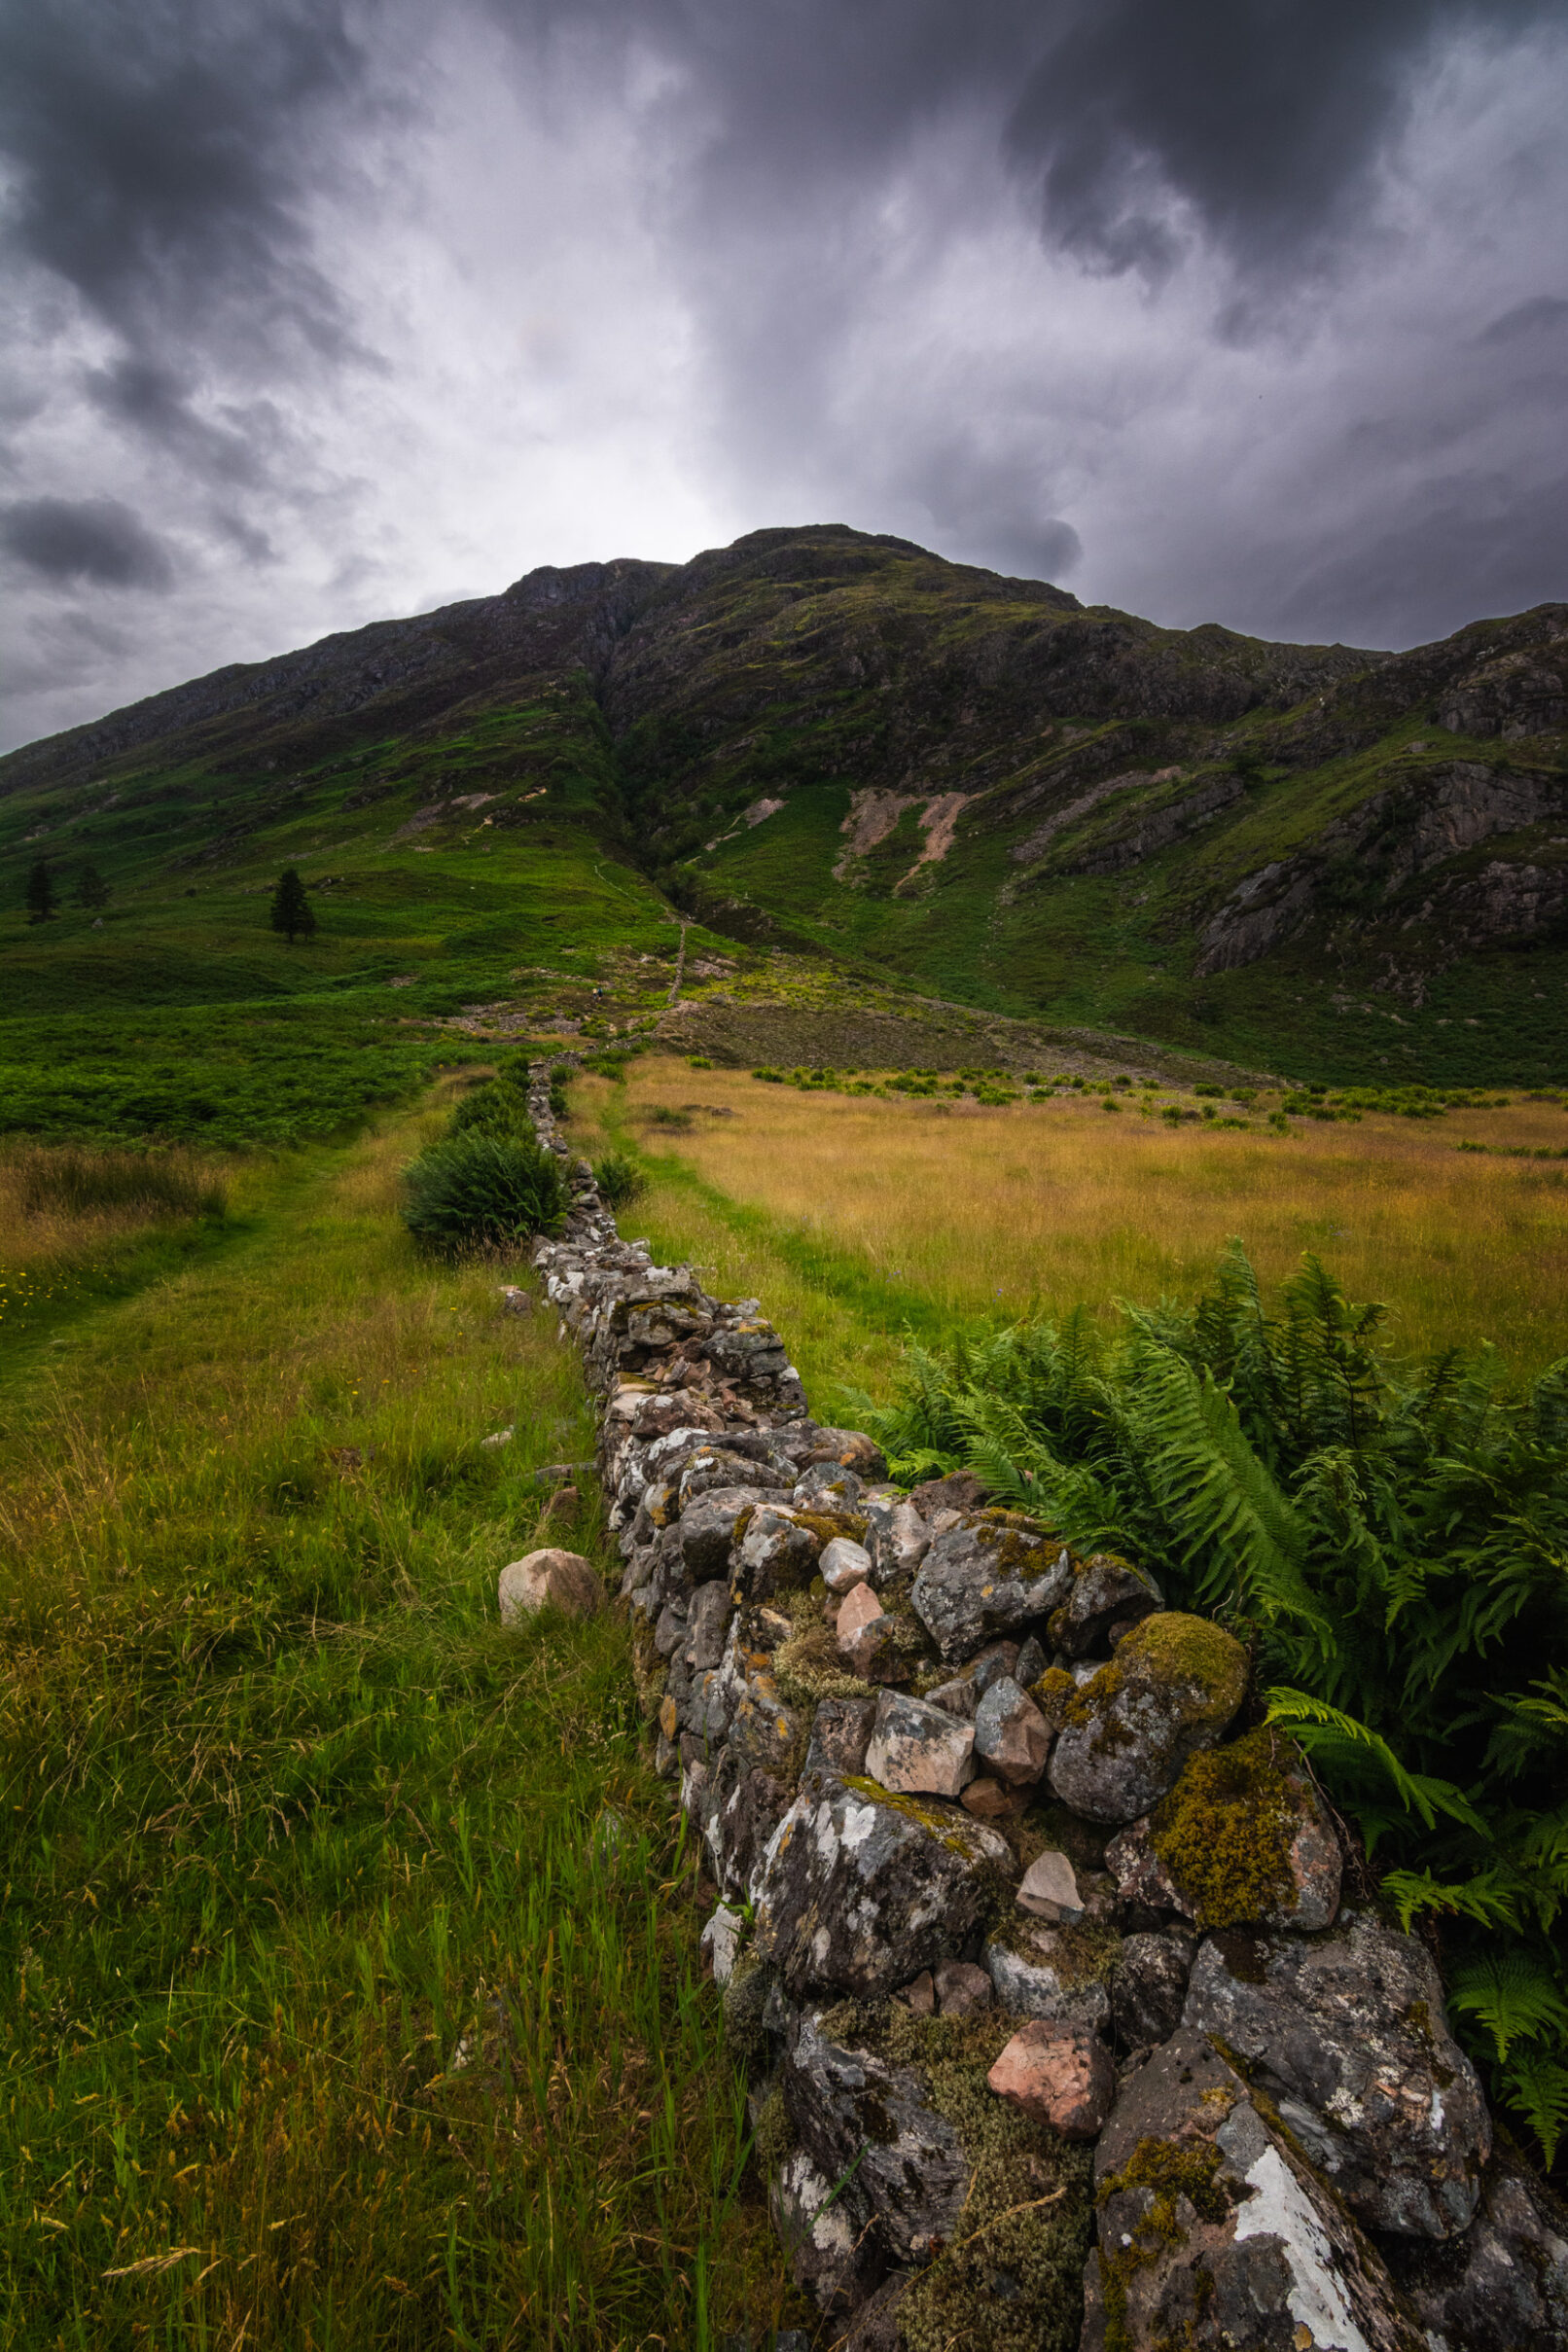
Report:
516,1062,1568,2352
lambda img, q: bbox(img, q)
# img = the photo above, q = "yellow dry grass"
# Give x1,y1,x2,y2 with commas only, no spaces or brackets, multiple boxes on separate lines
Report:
585,1059,1568,1384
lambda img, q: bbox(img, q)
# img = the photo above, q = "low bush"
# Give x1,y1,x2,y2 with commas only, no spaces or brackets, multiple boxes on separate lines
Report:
449,1074,530,1135
401,1131,567,1252
592,1152,647,1209
853,1243,1568,2175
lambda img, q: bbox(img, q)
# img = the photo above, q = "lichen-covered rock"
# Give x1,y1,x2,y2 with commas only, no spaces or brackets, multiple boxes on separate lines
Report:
983,1922,1116,2034
865,1689,977,1798
678,1484,777,1580
727,1677,804,1780
768,2146,882,2315
707,1753,796,1896
733,1504,821,1599
1183,1911,1490,2238
1383,2138,1568,2352
1108,1931,1194,2050
1049,1550,1163,1657
1106,1728,1341,1930
1082,2028,1424,2352
751,1775,1010,1997
785,2007,969,2267
911,1515,1074,1663
864,1493,930,1585
925,1674,978,1721
1047,1613,1248,1825
973,1674,1051,1786
795,1461,866,1508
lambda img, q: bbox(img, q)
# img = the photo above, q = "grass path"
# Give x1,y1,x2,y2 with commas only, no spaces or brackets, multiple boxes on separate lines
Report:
0,1090,799,2350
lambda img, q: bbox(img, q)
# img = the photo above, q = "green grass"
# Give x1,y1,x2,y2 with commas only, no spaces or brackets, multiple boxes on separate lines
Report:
0,1101,800,2349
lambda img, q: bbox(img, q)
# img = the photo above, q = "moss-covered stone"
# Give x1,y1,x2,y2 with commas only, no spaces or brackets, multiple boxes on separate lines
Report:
1146,1727,1299,1929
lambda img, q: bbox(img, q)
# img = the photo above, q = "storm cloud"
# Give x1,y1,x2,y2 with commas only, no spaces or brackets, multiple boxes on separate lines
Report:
0,493,175,588
2,0,1565,749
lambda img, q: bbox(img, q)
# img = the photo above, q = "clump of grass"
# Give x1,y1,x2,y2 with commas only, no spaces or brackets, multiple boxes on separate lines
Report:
592,1151,647,1209
402,1130,567,1253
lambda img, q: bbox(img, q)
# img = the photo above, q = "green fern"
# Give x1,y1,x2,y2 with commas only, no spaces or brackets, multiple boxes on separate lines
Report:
1448,1951,1568,2061
1500,2049,1568,2170
1264,1690,1487,1837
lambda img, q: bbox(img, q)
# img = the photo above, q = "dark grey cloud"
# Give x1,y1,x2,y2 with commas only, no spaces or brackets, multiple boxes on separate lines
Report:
0,494,176,588
0,0,1564,752
0,0,365,351
497,0,1557,276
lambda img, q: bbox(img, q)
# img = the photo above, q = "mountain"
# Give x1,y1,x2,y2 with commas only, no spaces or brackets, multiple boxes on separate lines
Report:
4,523,1566,1087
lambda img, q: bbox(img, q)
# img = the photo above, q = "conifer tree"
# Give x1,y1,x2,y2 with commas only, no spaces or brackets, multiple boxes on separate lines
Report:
76,863,110,910
24,859,55,923
269,867,315,944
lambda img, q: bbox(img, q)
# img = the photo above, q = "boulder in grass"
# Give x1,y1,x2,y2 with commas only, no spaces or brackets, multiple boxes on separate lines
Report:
497,1548,603,1621
1047,1612,1248,1824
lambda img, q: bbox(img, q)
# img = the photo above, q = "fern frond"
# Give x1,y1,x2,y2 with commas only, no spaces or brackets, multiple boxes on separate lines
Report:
1264,1689,1487,1835
1448,1950,1568,2061
1378,1868,1519,1934
1133,1353,1332,1641
1499,2049,1568,2169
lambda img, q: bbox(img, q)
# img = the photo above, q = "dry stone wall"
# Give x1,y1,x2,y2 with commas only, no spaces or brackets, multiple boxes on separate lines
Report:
521,1064,1568,2352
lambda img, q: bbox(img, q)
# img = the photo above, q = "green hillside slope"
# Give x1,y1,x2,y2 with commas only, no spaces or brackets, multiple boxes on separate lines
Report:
5,523,1565,1098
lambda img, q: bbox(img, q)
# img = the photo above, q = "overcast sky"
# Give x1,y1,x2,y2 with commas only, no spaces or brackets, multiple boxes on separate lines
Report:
2,0,1565,754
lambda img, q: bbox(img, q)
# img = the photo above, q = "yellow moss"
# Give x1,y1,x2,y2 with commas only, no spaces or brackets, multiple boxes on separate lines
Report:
1032,1665,1076,1728
1148,1728,1300,1929
1095,2133,1234,2352
1062,1612,1246,1732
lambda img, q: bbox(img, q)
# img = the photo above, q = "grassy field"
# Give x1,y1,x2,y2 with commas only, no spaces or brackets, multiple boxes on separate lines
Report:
0,1090,799,2351
572,1058,1568,1388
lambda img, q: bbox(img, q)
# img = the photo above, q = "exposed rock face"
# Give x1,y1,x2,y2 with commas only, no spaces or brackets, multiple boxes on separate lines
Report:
1183,1913,1490,2238
1105,1728,1342,1931
1083,2030,1424,2352
1047,1613,1249,1824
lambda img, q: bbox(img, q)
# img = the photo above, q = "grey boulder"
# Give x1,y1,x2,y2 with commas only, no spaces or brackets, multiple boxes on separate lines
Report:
1183,1911,1490,2238
865,1689,977,1798
982,1926,1114,2034
1047,1612,1248,1824
973,1673,1051,1786
1385,2139,1568,2352
752,1775,1010,1997
1082,2028,1424,2352
785,2008,969,2268
1049,1550,1163,1657
910,1515,1074,1663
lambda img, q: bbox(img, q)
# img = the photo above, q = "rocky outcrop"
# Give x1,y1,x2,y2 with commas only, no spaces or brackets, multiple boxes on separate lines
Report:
520,1060,1523,2351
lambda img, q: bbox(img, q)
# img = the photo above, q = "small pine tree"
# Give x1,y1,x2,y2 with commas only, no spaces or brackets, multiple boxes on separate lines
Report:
76,863,110,910
269,868,315,944
24,859,55,923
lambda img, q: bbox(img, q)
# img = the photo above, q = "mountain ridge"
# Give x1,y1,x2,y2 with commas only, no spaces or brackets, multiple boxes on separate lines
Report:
4,523,1564,1084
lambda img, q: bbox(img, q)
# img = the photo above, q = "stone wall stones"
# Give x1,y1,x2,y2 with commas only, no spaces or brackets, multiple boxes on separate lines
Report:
519,1061,1527,2350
